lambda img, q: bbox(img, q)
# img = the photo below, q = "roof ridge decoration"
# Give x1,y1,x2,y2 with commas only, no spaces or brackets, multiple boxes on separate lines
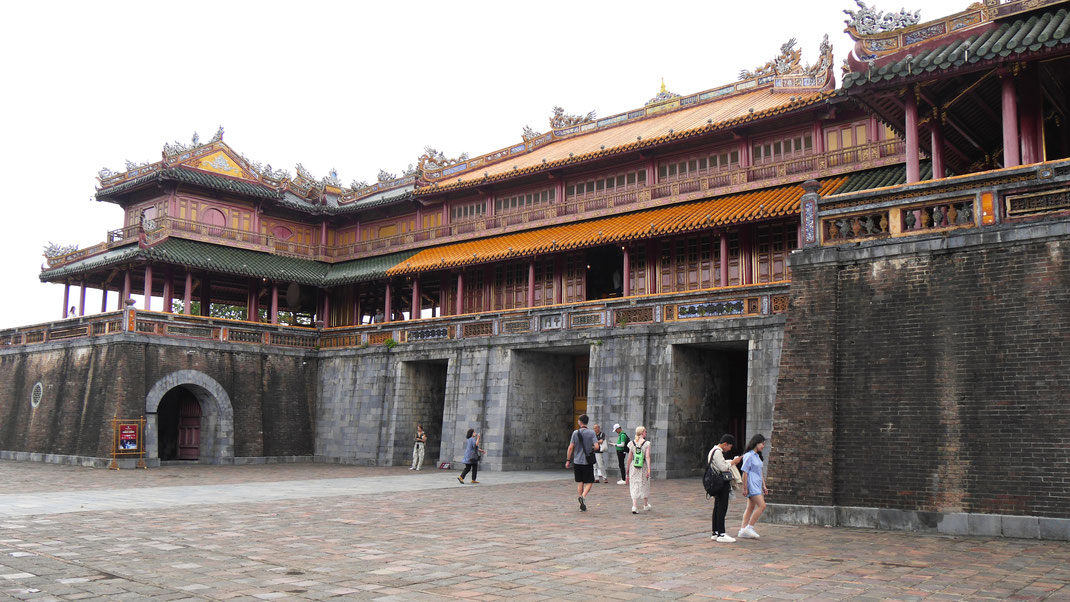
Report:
646,79,681,106
418,37,835,187
95,131,416,206
843,1,921,36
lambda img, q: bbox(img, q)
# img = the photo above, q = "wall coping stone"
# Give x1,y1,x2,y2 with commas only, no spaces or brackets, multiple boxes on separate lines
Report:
766,503,1070,541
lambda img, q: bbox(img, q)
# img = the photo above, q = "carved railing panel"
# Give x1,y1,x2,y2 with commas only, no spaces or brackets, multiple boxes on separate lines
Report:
824,210,892,242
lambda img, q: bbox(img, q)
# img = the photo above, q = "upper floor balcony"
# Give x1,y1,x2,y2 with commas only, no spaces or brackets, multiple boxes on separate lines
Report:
45,140,907,272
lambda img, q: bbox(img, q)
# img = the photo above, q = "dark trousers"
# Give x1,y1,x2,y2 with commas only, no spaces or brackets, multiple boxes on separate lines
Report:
460,462,478,481
711,487,731,535
616,450,627,480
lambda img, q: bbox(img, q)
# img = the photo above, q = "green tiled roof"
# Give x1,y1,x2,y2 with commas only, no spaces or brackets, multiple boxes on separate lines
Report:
833,161,935,195
97,168,278,201
39,244,142,281
40,238,418,287
842,8,1070,89
323,250,419,286
144,239,327,285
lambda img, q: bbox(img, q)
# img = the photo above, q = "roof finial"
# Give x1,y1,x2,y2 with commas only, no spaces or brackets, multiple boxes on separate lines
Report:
660,78,666,94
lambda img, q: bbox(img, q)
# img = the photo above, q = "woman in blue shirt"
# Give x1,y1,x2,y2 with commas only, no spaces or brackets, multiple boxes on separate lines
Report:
458,429,483,484
738,433,769,539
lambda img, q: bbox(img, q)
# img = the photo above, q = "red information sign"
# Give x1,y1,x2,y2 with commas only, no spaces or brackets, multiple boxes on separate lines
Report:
119,423,139,450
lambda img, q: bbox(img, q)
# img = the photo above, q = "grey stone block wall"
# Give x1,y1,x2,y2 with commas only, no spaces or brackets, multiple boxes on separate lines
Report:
316,315,786,479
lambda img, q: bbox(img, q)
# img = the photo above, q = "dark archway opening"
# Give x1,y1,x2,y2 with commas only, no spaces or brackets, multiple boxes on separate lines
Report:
397,360,449,467
668,343,748,477
157,387,202,461
586,245,624,300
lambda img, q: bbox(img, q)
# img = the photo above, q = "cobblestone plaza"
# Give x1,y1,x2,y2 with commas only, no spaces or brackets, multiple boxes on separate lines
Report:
0,462,1067,601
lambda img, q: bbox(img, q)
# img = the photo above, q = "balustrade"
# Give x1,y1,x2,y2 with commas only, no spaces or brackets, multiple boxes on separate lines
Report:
3,285,791,351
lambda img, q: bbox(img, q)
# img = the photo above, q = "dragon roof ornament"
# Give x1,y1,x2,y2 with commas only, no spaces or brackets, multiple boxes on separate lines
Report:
739,38,802,80
418,146,470,171
844,0,921,36
549,106,596,130
646,79,681,106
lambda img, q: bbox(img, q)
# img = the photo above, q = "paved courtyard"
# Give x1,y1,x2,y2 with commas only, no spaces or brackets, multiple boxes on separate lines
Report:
0,461,1067,601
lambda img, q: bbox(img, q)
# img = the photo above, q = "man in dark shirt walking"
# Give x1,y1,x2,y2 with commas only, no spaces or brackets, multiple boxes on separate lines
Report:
565,414,600,511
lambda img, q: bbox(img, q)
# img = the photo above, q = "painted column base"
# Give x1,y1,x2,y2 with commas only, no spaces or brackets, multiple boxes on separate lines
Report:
765,503,1070,541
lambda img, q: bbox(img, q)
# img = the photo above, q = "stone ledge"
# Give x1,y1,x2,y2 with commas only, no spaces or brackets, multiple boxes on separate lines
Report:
766,503,1070,541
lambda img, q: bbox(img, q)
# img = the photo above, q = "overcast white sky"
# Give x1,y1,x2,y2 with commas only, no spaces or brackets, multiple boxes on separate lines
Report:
0,0,967,329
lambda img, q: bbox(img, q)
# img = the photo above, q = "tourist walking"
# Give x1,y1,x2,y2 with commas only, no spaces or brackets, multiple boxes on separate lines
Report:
565,414,600,511
457,429,483,484
410,424,427,470
738,433,769,539
612,423,631,484
708,434,742,542
592,424,609,483
625,426,652,513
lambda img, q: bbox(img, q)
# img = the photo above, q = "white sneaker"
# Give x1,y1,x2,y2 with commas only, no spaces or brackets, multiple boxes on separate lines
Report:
716,534,736,543
409,467,415,470
644,504,652,512
737,528,748,538
631,506,638,514
743,525,760,539
617,480,626,485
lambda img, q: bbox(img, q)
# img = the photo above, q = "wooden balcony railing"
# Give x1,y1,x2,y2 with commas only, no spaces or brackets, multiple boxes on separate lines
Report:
47,140,908,271
2,284,791,351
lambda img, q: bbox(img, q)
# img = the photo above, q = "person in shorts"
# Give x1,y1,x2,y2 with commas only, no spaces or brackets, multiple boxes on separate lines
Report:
565,414,600,511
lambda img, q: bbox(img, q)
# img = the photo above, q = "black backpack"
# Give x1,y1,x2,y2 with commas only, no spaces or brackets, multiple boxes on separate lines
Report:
702,449,728,498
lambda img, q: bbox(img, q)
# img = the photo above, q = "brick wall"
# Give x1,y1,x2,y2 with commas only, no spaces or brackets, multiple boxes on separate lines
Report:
772,228,1070,518
0,337,316,461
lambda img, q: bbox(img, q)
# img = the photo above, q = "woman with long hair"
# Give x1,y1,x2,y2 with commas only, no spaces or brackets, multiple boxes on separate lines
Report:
738,433,769,539
625,426,652,514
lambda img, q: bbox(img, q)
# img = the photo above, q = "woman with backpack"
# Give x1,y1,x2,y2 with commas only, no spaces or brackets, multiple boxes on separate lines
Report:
708,434,742,543
738,433,769,539
625,426,652,514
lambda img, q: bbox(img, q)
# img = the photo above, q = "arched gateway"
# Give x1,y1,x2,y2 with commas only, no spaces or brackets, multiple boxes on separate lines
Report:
145,370,234,463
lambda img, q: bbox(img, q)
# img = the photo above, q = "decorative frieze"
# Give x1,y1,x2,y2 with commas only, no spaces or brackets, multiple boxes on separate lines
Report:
462,322,493,337
569,312,604,328
501,318,532,334
1006,188,1070,217
409,327,451,341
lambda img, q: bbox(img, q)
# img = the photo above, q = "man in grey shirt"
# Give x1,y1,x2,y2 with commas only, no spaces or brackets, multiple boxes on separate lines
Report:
565,414,600,511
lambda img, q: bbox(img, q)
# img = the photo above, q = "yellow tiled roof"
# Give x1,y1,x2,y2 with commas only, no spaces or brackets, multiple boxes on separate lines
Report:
388,177,845,275
421,89,834,194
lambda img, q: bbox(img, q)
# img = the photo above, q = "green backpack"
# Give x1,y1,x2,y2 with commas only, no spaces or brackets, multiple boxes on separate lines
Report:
632,443,646,468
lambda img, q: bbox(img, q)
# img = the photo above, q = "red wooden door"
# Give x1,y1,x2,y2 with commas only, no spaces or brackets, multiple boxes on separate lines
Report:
177,398,201,460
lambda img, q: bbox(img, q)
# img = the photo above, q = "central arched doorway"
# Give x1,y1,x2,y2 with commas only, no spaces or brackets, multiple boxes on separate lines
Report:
157,387,203,460
146,370,234,464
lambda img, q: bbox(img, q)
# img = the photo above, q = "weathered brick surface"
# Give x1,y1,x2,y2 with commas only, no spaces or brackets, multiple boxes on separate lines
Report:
0,336,316,461
772,224,1070,518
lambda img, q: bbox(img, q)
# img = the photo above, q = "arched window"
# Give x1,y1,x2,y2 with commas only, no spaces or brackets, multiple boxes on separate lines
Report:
271,226,293,241
201,208,226,236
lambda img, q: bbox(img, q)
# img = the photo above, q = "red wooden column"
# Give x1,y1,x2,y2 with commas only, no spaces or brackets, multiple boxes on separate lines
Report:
270,282,279,324
78,280,86,316
199,274,210,316
905,90,921,183
322,289,330,326
455,272,464,315
931,111,946,179
352,283,361,324
183,272,193,315
741,228,752,285
61,283,70,318
122,269,132,304
720,234,729,288
554,258,563,304
411,278,420,320
143,264,153,311
622,246,631,297
248,280,259,322
162,267,174,313
384,282,393,323
1020,68,1043,164
101,286,108,313
1002,72,1021,168
527,260,536,307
